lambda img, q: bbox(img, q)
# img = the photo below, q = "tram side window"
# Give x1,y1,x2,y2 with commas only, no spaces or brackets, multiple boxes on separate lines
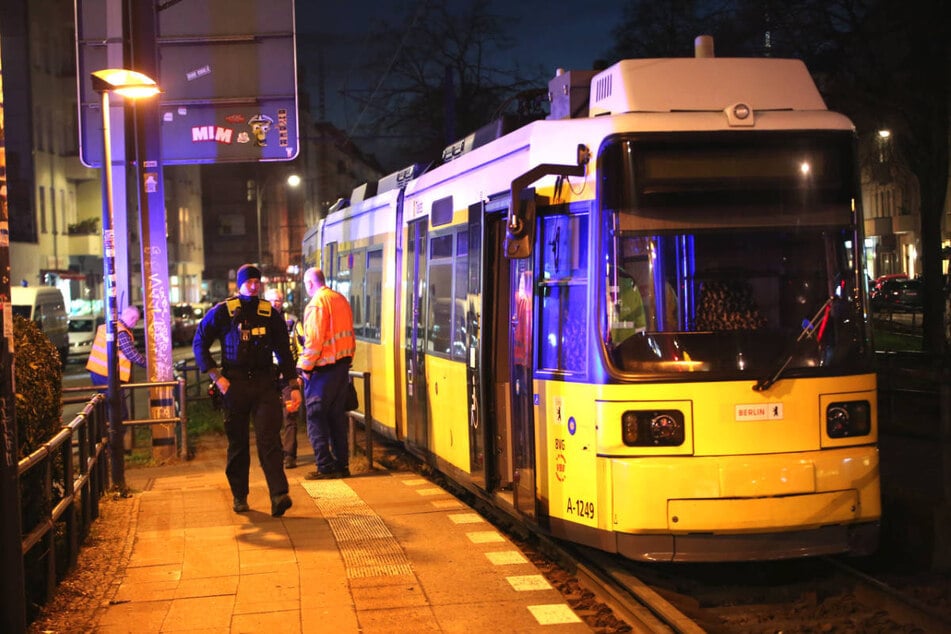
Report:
365,248,383,341
427,234,454,355
537,213,588,376
334,253,352,298
426,229,468,358
452,231,468,360
349,248,367,338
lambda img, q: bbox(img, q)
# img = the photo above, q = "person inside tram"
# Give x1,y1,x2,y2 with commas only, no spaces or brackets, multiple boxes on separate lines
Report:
611,269,647,345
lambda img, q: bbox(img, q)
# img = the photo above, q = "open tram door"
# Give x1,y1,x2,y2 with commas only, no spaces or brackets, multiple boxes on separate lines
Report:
509,255,537,519
404,218,429,453
500,189,542,520
481,198,533,515
503,156,588,521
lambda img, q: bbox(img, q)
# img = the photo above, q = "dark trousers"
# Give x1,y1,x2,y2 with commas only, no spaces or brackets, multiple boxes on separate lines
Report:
303,359,351,473
221,376,288,500
280,383,299,459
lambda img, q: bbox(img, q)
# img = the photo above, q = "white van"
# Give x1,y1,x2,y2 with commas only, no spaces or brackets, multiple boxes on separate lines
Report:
11,286,70,364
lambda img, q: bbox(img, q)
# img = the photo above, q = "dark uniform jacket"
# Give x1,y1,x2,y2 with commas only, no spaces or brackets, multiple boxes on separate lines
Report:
193,294,297,383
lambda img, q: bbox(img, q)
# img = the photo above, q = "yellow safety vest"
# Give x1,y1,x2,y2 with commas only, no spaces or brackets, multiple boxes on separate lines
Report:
85,323,134,381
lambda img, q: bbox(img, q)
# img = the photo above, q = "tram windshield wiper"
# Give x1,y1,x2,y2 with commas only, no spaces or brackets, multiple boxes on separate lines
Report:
753,297,833,392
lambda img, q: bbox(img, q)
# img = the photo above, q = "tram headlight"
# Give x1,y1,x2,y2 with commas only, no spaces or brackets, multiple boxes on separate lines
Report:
621,410,685,446
826,400,871,438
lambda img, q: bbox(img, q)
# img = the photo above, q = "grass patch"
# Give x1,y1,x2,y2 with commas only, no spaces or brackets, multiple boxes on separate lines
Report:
871,319,924,352
186,398,225,436
873,329,923,352
125,397,224,465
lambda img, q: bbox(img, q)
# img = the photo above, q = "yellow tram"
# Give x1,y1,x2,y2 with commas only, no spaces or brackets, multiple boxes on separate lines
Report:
302,38,880,561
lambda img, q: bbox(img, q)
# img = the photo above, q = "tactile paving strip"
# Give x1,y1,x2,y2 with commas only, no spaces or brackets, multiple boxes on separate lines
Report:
301,480,414,578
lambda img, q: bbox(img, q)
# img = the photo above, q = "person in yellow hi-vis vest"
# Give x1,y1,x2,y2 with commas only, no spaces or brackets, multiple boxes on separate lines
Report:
86,305,147,448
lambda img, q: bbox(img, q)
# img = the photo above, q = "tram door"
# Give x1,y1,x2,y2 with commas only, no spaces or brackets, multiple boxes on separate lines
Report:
510,257,537,519
466,204,487,489
404,219,429,452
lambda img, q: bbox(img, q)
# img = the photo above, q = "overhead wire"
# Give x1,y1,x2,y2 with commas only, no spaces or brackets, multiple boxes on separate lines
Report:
343,1,428,147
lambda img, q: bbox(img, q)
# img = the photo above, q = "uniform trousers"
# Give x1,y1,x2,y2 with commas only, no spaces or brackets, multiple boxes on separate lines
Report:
221,375,289,499
302,358,351,473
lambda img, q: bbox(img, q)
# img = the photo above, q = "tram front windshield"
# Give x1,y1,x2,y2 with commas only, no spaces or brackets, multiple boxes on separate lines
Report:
600,132,873,378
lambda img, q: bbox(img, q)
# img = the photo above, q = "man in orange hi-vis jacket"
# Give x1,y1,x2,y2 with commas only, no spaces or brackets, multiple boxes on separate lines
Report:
297,267,355,480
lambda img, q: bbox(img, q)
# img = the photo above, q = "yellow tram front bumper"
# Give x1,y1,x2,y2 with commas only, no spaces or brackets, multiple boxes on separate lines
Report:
611,446,881,534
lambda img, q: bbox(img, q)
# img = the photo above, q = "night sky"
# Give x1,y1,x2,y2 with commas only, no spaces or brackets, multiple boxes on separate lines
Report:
294,1,624,140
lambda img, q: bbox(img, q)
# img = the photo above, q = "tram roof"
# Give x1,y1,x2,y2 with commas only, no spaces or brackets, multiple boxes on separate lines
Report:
588,57,827,117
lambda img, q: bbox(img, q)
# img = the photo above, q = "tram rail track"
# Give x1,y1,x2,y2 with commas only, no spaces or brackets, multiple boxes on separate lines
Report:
580,552,951,633
423,460,951,633
374,430,951,633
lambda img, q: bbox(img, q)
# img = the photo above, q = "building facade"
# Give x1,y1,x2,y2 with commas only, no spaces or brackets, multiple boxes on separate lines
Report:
199,114,383,315
1,0,204,316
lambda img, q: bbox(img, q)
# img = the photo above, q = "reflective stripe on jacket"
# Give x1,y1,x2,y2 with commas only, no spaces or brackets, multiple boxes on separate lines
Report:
86,323,133,381
298,286,355,370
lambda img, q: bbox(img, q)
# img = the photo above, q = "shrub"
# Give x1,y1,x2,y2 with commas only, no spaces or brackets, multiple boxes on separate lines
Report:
13,315,65,621
13,314,63,457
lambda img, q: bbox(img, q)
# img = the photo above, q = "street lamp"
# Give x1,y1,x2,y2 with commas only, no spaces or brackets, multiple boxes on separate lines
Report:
877,128,891,163
90,69,160,489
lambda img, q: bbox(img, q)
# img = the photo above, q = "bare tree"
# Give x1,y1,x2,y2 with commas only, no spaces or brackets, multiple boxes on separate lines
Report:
343,0,545,170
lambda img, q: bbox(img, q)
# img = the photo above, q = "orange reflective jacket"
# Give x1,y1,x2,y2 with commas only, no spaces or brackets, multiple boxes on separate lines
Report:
298,286,355,370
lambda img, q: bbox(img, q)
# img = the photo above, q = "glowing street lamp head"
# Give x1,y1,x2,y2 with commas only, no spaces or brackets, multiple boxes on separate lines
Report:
90,68,160,98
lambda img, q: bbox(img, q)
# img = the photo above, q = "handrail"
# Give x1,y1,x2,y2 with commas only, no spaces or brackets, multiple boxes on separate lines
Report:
347,370,373,470
19,377,192,617
65,378,189,460
17,392,108,612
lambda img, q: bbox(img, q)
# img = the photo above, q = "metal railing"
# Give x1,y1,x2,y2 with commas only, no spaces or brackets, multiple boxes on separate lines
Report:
170,360,375,465
347,370,373,468
72,379,189,460
18,391,109,611
172,358,209,401
876,351,951,440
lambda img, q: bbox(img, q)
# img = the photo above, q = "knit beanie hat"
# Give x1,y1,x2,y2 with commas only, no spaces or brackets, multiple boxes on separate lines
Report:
236,264,262,288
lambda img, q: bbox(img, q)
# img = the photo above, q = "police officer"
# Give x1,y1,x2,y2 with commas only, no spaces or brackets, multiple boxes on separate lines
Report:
193,264,301,516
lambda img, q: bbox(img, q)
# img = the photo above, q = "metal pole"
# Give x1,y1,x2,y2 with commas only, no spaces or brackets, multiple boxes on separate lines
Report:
100,89,126,490
0,45,28,627
256,180,263,265
129,0,176,460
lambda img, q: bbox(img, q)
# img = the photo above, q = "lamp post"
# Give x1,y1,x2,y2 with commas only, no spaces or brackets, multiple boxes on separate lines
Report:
90,69,159,490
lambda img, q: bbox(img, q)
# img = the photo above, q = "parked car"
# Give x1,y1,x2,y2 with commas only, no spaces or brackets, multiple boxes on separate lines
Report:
872,277,922,312
68,313,105,362
172,303,204,346
870,273,908,304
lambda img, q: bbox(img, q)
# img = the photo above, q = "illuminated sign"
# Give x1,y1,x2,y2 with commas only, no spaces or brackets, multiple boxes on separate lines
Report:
77,0,298,166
